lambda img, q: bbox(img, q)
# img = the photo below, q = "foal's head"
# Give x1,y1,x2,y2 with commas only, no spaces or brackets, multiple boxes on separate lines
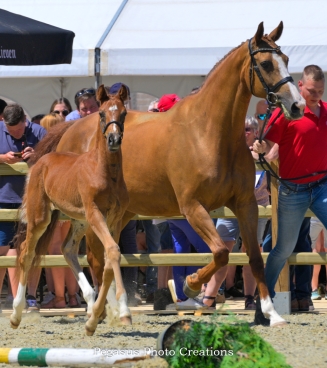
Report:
97,85,128,152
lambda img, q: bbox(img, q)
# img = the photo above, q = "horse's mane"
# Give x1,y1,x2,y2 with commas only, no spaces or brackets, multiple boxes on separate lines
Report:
28,121,74,167
192,42,244,95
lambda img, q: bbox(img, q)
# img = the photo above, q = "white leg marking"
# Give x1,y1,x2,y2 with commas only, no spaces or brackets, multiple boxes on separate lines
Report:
10,283,27,327
261,296,287,327
77,272,95,315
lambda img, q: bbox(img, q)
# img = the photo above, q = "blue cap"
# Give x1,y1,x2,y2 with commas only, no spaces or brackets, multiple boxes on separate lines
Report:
109,82,130,97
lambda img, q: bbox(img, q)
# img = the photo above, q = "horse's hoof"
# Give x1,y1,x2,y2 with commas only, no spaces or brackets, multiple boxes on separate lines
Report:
271,320,288,327
120,316,132,325
10,318,20,329
183,280,201,298
85,326,95,336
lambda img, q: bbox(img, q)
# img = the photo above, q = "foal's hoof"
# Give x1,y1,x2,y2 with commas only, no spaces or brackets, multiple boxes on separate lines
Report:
271,320,287,328
10,316,20,329
85,326,95,336
120,316,132,325
183,280,201,299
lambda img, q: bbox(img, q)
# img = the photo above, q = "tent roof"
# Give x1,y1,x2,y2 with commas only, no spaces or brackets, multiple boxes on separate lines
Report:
101,0,327,75
1,0,327,77
0,1,122,77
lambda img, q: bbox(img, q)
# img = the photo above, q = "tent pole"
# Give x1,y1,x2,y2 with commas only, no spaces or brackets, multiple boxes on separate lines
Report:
94,0,129,89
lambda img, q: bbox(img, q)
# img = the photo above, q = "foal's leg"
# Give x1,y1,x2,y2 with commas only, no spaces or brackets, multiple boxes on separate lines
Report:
10,215,51,328
84,210,131,336
181,203,229,297
61,220,96,316
233,200,286,327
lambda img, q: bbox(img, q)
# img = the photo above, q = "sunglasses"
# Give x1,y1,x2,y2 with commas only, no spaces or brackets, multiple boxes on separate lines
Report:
75,88,96,99
256,113,267,121
53,110,69,117
245,127,253,132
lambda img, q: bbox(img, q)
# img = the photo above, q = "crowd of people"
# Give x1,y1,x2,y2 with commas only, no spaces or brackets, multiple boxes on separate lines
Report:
0,64,326,315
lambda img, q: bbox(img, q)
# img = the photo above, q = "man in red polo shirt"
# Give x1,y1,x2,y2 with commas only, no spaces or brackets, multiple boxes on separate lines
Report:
253,64,327,310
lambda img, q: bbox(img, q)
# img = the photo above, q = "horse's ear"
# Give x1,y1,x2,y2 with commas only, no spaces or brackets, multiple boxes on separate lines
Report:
254,22,264,45
268,21,283,42
96,84,109,104
118,85,128,103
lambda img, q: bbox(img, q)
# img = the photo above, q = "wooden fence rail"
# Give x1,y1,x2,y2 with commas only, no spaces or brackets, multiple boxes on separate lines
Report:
0,162,326,269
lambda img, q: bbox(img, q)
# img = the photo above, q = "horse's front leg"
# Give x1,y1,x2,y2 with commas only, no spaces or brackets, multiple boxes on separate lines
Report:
84,210,131,336
61,220,96,317
234,199,286,327
182,203,229,297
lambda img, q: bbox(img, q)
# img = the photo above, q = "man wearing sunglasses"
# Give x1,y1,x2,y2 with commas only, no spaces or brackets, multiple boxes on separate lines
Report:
254,99,269,133
65,87,99,121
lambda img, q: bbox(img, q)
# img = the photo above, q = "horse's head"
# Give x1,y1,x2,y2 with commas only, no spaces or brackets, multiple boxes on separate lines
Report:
247,22,305,120
97,84,127,152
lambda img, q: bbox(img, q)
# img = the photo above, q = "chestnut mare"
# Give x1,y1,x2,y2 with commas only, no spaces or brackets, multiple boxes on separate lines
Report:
30,22,305,327
11,86,131,336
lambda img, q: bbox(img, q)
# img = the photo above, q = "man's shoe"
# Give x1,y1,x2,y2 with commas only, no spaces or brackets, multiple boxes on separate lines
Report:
26,295,39,311
153,288,173,310
308,298,315,311
245,295,256,310
311,290,321,300
298,298,309,311
291,298,299,312
225,286,244,298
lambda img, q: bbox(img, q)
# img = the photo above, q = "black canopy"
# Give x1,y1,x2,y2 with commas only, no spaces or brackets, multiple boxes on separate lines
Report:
0,9,75,66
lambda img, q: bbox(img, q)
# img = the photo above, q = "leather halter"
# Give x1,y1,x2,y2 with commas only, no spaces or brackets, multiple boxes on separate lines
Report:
248,38,294,104
99,110,125,138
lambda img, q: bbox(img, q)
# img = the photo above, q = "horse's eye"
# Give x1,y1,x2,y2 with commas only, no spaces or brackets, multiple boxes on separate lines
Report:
260,60,273,72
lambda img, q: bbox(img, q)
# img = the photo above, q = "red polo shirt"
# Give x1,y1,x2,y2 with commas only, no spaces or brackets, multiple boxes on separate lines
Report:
265,101,327,184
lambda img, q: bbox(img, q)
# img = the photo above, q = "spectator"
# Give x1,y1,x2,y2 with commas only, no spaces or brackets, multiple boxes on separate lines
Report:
65,88,99,121
310,217,327,300
0,104,46,310
31,114,45,125
49,97,73,120
39,113,80,308
254,99,269,132
253,64,327,315
0,99,8,121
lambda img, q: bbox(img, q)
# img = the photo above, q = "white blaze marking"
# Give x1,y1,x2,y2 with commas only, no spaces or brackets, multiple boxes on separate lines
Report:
108,105,118,111
272,53,305,105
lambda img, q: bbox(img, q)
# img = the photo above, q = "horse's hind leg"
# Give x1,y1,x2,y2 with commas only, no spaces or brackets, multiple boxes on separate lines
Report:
10,213,51,328
182,203,229,297
61,220,96,317
233,200,286,327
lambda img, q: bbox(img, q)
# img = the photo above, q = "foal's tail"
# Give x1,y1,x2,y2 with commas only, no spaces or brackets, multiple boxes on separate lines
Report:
28,122,74,167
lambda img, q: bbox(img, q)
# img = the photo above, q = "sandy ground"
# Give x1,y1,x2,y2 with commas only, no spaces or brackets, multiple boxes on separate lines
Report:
0,306,327,368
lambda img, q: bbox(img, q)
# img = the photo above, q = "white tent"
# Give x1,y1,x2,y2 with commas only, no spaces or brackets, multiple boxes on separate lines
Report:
1,0,327,117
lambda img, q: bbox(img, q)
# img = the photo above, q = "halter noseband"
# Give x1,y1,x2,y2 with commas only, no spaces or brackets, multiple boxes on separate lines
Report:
248,38,294,104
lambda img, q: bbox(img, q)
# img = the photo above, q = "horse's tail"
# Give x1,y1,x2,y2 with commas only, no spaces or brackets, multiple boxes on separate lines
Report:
28,122,74,167
14,177,61,268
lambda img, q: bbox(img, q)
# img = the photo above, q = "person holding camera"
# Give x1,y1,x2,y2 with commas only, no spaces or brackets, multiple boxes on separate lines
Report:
0,104,46,310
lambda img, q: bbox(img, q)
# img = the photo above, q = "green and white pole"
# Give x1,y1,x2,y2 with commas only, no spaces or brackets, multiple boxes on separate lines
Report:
0,348,150,366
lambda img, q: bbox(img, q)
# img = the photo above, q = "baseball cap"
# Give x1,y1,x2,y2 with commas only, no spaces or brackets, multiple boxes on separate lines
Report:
109,82,130,97
158,94,180,112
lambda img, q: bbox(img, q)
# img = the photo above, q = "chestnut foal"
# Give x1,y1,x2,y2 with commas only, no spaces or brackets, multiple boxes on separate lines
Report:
10,86,130,336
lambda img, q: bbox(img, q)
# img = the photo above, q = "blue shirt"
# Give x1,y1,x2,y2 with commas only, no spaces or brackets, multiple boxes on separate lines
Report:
65,109,81,121
0,121,47,203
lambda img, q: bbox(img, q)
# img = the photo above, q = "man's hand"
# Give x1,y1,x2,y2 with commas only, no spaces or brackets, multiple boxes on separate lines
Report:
22,146,34,161
1,151,23,164
252,140,267,154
